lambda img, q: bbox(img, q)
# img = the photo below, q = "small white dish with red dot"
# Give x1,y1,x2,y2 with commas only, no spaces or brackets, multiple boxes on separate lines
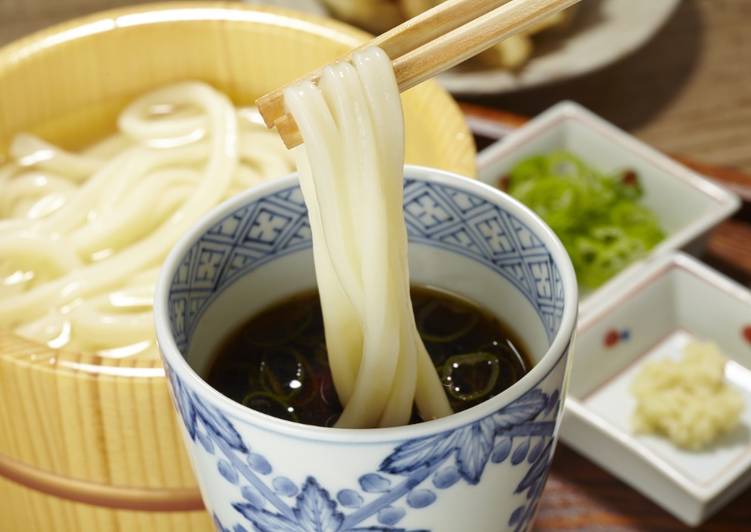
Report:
475,101,741,309
561,252,751,526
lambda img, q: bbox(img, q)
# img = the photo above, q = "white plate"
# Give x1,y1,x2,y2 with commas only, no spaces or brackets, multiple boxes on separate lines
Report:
440,0,680,95
562,253,751,526
475,101,741,308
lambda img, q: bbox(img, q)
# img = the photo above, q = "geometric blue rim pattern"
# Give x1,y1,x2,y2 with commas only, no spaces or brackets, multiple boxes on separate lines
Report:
167,178,565,354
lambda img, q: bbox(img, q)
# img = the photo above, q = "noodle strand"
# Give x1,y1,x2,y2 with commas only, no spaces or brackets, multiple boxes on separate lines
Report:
0,82,294,359
286,47,452,428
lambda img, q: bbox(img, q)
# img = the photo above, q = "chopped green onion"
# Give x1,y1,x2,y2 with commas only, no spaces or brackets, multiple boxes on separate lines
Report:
417,299,480,343
241,391,299,422
441,352,500,402
506,150,665,290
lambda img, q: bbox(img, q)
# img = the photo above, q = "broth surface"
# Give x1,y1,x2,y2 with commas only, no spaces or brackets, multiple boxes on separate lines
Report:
207,286,532,427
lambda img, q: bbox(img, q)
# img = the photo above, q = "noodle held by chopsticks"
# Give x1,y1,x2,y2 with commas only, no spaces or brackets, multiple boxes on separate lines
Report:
285,47,452,428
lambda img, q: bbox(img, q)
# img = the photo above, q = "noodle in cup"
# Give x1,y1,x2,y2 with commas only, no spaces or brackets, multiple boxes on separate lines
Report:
155,166,578,532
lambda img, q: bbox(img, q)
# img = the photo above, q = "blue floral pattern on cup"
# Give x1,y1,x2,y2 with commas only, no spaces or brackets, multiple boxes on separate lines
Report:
166,356,564,532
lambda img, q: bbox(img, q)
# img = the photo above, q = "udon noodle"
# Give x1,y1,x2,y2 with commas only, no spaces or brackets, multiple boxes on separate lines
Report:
0,82,294,360
284,47,452,428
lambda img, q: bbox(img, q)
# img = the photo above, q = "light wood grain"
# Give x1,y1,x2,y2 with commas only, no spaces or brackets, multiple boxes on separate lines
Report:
392,0,580,93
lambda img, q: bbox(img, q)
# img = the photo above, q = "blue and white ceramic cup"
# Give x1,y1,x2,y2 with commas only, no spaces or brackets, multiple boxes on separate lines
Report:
155,166,578,532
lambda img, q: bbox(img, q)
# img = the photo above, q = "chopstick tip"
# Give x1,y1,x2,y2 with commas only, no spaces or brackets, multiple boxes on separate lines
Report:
256,91,285,128
276,114,302,149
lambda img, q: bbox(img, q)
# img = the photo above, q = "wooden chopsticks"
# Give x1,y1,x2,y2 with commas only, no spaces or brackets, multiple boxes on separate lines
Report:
257,0,580,148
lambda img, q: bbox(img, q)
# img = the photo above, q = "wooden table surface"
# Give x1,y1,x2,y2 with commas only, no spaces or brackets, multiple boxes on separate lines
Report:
1,0,750,530
469,0,751,174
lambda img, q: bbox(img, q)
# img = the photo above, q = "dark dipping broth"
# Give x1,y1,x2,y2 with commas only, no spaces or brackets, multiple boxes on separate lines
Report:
207,286,532,427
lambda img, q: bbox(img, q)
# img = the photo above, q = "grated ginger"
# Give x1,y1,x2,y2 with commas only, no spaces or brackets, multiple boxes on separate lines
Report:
630,340,744,450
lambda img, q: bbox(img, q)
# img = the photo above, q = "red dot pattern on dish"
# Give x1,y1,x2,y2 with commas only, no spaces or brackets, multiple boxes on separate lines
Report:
604,328,631,348
622,170,638,186
604,329,620,347
743,325,751,344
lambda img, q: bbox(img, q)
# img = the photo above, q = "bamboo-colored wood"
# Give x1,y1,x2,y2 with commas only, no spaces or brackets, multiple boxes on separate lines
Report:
258,0,580,148
393,0,580,92
256,0,511,127
0,3,476,531
0,450,204,511
0,475,212,532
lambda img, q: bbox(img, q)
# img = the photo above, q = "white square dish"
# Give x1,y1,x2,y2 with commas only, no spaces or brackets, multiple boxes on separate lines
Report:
475,101,741,306
560,252,751,526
